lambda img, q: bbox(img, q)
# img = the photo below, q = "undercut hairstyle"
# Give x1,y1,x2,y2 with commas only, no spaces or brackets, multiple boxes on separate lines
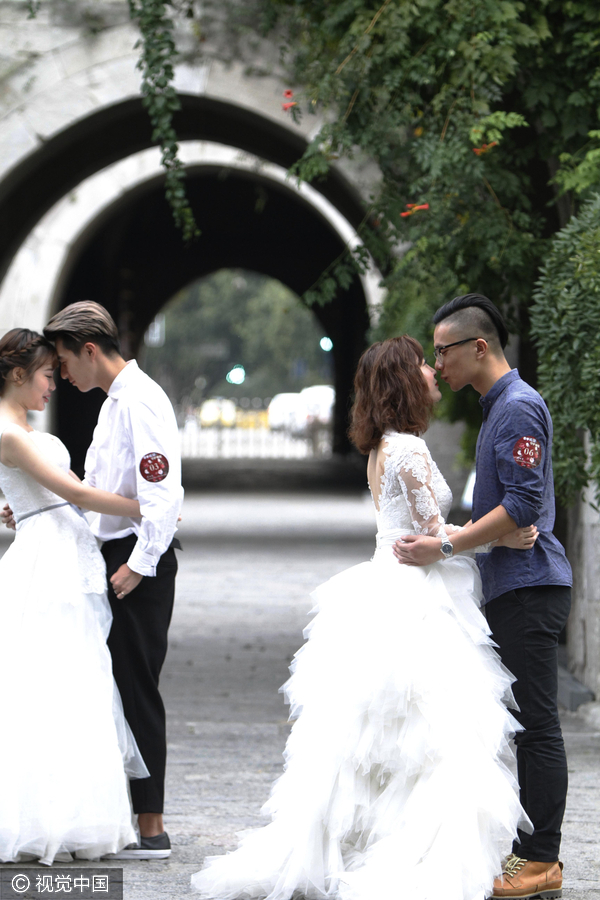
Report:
44,301,121,357
0,328,57,395
349,335,434,455
433,293,508,351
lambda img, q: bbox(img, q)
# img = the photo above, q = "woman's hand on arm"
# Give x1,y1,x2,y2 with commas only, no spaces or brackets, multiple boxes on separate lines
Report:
1,427,141,518
394,504,518,566
496,524,538,549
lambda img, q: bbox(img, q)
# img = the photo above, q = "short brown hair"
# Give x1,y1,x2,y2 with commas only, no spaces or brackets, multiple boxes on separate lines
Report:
349,335,434,454
44,301,120,356
0,328,57,395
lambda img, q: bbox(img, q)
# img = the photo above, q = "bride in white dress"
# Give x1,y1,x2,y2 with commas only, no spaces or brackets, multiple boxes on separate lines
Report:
0,328,148,865
192,335,537,900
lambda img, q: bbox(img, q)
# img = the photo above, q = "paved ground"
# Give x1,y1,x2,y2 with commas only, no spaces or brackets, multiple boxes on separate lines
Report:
1,491,599,898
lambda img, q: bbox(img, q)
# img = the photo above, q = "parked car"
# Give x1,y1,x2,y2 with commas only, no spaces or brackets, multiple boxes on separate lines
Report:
199,397,237,428
267,393,304,432
291,384,335,437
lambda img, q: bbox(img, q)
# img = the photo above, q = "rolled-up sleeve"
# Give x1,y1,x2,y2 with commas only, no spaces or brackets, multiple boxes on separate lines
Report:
127,402,183,577
494,403,548,528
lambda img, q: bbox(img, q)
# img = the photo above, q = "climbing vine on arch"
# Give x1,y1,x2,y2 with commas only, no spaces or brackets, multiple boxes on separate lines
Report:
26,0,200,242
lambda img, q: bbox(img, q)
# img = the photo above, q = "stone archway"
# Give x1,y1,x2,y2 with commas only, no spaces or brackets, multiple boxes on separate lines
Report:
0,97,375,470
50,155,371,470
0,94,369,281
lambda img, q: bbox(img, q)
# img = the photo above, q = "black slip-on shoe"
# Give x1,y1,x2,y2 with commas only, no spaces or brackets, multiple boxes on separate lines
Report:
104,831,171,860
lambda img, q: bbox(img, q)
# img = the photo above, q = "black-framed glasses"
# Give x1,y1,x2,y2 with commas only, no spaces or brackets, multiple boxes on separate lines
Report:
433,337,479,362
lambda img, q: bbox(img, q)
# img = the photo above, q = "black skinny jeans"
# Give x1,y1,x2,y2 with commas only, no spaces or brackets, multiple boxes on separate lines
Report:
485,585,571,862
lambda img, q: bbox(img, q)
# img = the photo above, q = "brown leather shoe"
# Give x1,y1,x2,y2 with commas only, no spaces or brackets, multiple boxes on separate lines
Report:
491,857,563,899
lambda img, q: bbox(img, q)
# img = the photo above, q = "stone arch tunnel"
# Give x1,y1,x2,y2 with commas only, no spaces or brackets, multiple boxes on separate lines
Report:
0,95,373,471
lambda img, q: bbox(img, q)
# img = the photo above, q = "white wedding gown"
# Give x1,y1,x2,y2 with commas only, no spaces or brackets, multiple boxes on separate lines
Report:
192,432,530,900
0,428,147,865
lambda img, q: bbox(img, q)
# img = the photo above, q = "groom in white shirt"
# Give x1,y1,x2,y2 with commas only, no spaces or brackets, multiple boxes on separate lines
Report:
43,301,183,859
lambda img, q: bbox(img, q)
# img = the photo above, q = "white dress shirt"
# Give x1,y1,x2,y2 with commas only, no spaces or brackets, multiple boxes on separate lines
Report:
84,360,184,577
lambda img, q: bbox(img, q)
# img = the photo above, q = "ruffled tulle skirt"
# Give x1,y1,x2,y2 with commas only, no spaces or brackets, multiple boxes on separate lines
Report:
192,549,529,900
0,511,146,865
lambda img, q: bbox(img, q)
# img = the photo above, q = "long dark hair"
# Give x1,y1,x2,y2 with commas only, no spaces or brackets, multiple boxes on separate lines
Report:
0,329,57,395
349,335,434,454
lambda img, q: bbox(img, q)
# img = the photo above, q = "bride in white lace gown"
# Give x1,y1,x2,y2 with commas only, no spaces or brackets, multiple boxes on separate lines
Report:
0,329,148,865
192,336,534,900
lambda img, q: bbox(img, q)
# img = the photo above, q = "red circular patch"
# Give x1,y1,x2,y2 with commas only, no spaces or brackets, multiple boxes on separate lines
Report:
512,436,542,469
140,452,169,483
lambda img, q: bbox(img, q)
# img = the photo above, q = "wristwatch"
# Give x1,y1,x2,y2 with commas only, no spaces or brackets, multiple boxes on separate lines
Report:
440,537,454,559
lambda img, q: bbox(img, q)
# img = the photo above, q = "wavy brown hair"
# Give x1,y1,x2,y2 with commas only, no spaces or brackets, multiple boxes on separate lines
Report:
0,329,57,396
348,335,434,454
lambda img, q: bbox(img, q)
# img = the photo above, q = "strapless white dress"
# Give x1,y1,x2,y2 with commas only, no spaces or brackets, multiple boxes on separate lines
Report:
0,428,147,865
192,432,530,900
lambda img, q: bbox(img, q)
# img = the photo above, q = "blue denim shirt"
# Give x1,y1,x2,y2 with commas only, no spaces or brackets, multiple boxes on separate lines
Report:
473,369,572,603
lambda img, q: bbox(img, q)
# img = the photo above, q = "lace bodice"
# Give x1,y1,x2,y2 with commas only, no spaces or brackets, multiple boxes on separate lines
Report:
0,428,106,594
0,429,70,518
374,432,452,538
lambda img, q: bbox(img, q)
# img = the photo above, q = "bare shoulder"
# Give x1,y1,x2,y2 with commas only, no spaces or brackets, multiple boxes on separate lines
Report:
0,422,33,454
0,422,31,467
0,421,31,442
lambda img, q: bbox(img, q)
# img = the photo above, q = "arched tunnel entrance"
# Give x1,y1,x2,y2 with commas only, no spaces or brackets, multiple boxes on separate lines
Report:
53,164,370,471
0,96,373,473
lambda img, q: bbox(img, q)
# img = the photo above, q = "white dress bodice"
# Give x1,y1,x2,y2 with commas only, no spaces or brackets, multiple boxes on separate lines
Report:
373,432,453,548
0,429,70,519
0,428,106,594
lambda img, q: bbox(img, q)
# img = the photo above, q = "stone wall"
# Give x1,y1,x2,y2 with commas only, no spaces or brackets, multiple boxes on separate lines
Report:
567,485,600,698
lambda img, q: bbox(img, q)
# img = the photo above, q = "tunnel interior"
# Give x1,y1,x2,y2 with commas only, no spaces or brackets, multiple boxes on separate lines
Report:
53,165,371,473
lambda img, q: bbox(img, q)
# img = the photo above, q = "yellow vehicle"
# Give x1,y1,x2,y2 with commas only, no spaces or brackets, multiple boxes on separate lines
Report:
199,398,237,428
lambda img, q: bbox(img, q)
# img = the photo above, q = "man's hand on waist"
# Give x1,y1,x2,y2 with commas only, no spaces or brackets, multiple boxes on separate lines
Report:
1,503,15,530
110,563,143,599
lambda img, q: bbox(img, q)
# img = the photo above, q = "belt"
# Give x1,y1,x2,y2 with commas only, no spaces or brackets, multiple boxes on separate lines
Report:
15,501,86,524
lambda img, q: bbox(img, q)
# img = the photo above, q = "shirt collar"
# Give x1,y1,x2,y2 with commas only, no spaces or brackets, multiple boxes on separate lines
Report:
479,368,520,413
107,359,139,400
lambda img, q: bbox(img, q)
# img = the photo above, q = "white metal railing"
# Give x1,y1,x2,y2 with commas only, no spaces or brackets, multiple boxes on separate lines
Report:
180,425,332,459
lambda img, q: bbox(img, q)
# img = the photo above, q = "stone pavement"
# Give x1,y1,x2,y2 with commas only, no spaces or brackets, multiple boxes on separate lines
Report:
1,491,599,898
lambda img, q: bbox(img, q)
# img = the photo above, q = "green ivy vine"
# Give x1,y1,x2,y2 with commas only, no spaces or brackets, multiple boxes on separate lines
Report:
530,194,600,506
127,0,199,242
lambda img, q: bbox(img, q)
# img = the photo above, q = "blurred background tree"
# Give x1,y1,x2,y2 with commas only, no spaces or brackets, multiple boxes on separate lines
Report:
140,269,333,412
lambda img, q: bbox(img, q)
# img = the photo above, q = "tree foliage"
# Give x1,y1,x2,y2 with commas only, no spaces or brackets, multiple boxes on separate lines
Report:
259,0,600,326
141,270,333,409
530,194,600,505
236,0,599,458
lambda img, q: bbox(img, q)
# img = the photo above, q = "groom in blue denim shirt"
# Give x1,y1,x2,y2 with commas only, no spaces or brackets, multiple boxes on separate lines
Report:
395,294,571,899
474,368,571,603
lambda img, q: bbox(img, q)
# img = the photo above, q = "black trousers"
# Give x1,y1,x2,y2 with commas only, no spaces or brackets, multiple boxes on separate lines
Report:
485,585,571,862
102,534,178,814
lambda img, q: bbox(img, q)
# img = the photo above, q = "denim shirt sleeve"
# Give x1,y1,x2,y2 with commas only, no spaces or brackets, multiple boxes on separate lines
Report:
494,401,549,528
